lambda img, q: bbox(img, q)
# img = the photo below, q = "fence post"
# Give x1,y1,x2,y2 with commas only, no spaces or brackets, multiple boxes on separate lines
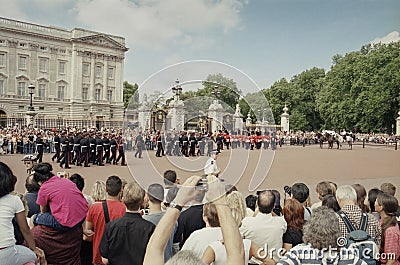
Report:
363,138,365,148
395,140,398,151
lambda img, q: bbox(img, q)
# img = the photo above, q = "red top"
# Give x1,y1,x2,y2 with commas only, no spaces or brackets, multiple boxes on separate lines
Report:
86,200,126,264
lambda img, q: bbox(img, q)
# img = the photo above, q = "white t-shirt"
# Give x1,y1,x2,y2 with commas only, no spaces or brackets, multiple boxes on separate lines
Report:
0,194,25,248
209,238,252,265
181,227,223,259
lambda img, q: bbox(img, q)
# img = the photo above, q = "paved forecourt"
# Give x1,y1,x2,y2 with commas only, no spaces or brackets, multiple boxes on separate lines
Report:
6,144,400,204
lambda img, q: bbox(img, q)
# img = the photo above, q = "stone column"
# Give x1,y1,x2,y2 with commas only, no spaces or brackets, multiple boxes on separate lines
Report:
169,97,185,132
280,104,289,133
233,103,243,132
396,111,400,136
208,100,224,132
138,94,152,130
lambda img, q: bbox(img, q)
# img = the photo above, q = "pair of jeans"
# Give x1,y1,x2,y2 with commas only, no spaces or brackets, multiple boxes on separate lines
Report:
0,245,36,265
33,212,83,231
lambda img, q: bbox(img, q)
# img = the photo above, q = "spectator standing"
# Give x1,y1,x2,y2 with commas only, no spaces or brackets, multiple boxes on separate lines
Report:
0,162,42,264
336,185,382,246
181,203,223,259
322,194,340,212
143,183,177,262
277,206,367,265
311,181,334,211
375,193,400,265
380,183,400,218
239,190,287,263
86,175,126,265
368,188,384,220
24,175,40,218
352,183,369,212
163,170,179,202
173,188,206,249
99,181,155,265
282,198,305,252
291,183,312,221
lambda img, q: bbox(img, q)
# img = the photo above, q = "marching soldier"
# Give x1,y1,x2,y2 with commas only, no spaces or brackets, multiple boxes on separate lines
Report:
80,132,90,167
89,132,96,164
116,133,126,166
180,131,189,157
103,132,111,164
155,131,163,157
109,133,118,164
216,131,223,153
173,133,181,156
35,133,44,163
68,132,74,165
95,132,104,166
188,132,197,156
59,131,70,169
197,133,205,156
51,131,60,162
165,132,173,156
206,132,214,156
72,132,81,166
134,132,144,159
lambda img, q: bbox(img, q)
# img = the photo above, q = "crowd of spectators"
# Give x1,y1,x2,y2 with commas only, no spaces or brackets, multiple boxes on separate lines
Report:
1,154,399,265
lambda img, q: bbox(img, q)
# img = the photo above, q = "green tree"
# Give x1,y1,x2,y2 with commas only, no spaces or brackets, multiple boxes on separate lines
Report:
123,81,139,109
317,42,400,133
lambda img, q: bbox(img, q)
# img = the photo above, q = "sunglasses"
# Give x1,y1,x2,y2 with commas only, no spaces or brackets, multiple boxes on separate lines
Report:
24,161,32,164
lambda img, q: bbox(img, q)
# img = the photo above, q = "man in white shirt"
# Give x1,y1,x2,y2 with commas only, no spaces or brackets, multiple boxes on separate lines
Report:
239,190,287,263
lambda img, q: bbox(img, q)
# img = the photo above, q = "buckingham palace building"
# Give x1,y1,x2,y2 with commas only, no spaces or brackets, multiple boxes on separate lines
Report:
0,17,128,129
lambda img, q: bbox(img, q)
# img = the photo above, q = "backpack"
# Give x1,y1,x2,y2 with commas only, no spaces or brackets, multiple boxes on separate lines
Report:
338,211,379,265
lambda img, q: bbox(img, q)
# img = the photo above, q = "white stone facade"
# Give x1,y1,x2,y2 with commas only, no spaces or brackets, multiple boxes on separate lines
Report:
0,17,128,129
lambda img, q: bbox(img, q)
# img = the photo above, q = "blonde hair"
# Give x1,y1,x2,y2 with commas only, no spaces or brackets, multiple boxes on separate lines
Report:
226,191,246,226
91,180,107,201
11,191,29,215
123,181,145,211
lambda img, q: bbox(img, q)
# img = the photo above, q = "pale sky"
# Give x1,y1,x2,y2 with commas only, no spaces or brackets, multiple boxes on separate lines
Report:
0,0,399,92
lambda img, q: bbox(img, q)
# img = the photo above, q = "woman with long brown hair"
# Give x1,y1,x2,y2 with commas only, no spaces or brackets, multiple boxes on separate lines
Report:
282,198,305,252
375,193,400,265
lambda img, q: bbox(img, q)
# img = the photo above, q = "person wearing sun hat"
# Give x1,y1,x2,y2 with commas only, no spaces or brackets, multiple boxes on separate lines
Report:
22,154,38,176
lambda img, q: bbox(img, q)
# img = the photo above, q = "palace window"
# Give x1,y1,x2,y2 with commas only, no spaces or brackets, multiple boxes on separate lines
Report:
18,56,27,69
59,61,66,74
82,87,88,100
107,89,113,102
0,80,4,95
57,85,65,100
17,82,26,96
38,84,46,99
107,67,114,79
95,88,101,101
82,63,90,76
0,53,5,66
39,58,48,72
95,65,102,77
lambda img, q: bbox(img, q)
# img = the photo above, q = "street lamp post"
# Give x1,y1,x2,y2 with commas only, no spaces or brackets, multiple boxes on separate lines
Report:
28,84,35,111
26,83,36,127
